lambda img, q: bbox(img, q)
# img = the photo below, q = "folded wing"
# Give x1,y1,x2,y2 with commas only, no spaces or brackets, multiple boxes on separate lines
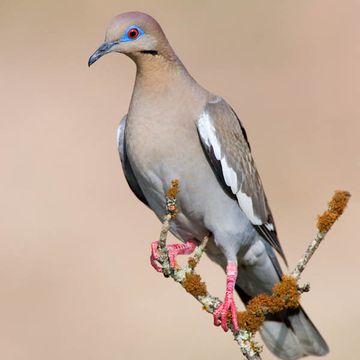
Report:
196,98,286,262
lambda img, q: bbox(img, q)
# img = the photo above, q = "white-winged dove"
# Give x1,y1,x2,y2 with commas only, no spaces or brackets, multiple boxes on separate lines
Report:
89,12,329,360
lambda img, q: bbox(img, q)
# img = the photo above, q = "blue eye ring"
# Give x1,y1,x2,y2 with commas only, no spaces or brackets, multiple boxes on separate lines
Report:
120,25,144,42
128,28,139,39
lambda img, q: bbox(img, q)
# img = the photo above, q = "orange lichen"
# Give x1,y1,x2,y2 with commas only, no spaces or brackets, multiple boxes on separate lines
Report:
317,190,351,232
272,275,300,309
166,179,180,199
236,276,300,333
328,190,351,216
317,210,338,233
182,272,207,297
237,310,265,333
187,257,197,270
165,180,180,219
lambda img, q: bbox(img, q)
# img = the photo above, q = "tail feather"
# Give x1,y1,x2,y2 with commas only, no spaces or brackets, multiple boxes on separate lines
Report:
236,282,329,359
235,239,329,359
259,307,329,360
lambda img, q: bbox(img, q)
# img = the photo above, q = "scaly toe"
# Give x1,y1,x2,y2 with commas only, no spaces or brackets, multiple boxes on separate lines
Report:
150,254,162,272
150,240,162,272
213,298,239,332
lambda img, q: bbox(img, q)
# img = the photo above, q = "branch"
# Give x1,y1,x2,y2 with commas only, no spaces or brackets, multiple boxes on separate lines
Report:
153,183,350,360
291,190,351,280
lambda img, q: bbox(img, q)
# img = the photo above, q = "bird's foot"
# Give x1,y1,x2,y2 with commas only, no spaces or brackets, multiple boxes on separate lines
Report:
150,240,196,272
213,262,239,332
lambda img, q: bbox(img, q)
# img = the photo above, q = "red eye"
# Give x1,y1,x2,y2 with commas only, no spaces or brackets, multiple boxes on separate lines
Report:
127,28,139,39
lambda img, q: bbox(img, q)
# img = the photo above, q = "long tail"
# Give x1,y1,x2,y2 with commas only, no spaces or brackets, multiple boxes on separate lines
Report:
235,241,329,360
236,283,329,360
259,306,328,360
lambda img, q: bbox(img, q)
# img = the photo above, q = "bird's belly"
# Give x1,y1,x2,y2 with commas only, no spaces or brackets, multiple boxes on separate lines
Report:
126,122,213,241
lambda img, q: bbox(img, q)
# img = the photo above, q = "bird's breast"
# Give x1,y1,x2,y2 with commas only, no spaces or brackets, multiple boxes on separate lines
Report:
125,97,204,172
124,103,213,239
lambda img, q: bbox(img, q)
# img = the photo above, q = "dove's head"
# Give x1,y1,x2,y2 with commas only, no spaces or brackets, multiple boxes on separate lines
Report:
88,12,175,66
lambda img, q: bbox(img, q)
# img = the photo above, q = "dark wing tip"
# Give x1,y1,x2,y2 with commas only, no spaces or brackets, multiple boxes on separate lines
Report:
255,224,288,266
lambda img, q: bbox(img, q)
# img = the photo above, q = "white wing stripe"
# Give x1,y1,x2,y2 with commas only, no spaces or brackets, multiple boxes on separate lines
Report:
198,111,221,159
236,190,262,225
199,111,238,192
199,110,262,226
220,157,238,193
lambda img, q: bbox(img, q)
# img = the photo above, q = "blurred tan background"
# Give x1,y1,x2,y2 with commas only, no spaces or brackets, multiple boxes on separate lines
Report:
0,0,359,359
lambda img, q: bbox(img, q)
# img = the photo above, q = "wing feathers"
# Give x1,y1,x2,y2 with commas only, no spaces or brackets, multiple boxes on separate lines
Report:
236,190,262,225
221,155,238,193
117,116,149,207
197,98,286,262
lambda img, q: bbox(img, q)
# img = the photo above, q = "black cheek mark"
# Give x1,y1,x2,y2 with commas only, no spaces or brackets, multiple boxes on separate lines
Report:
140,50,159,56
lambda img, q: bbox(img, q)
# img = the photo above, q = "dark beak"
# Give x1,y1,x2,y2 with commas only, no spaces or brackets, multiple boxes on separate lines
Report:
88,42,115,67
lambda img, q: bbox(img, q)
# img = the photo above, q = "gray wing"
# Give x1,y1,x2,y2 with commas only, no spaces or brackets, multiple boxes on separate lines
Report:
196,97,286,263
117,115,149,207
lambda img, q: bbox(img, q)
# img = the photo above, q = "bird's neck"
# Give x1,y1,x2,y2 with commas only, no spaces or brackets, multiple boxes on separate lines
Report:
131,52,195,96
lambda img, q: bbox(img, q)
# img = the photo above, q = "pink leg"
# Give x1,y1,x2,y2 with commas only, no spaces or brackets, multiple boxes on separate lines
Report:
213,261,239,332
150,240,196,272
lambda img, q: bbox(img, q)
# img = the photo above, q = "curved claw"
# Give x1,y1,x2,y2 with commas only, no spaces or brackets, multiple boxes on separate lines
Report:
213,296,239,332
150,254,163,272
150,240,162,272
